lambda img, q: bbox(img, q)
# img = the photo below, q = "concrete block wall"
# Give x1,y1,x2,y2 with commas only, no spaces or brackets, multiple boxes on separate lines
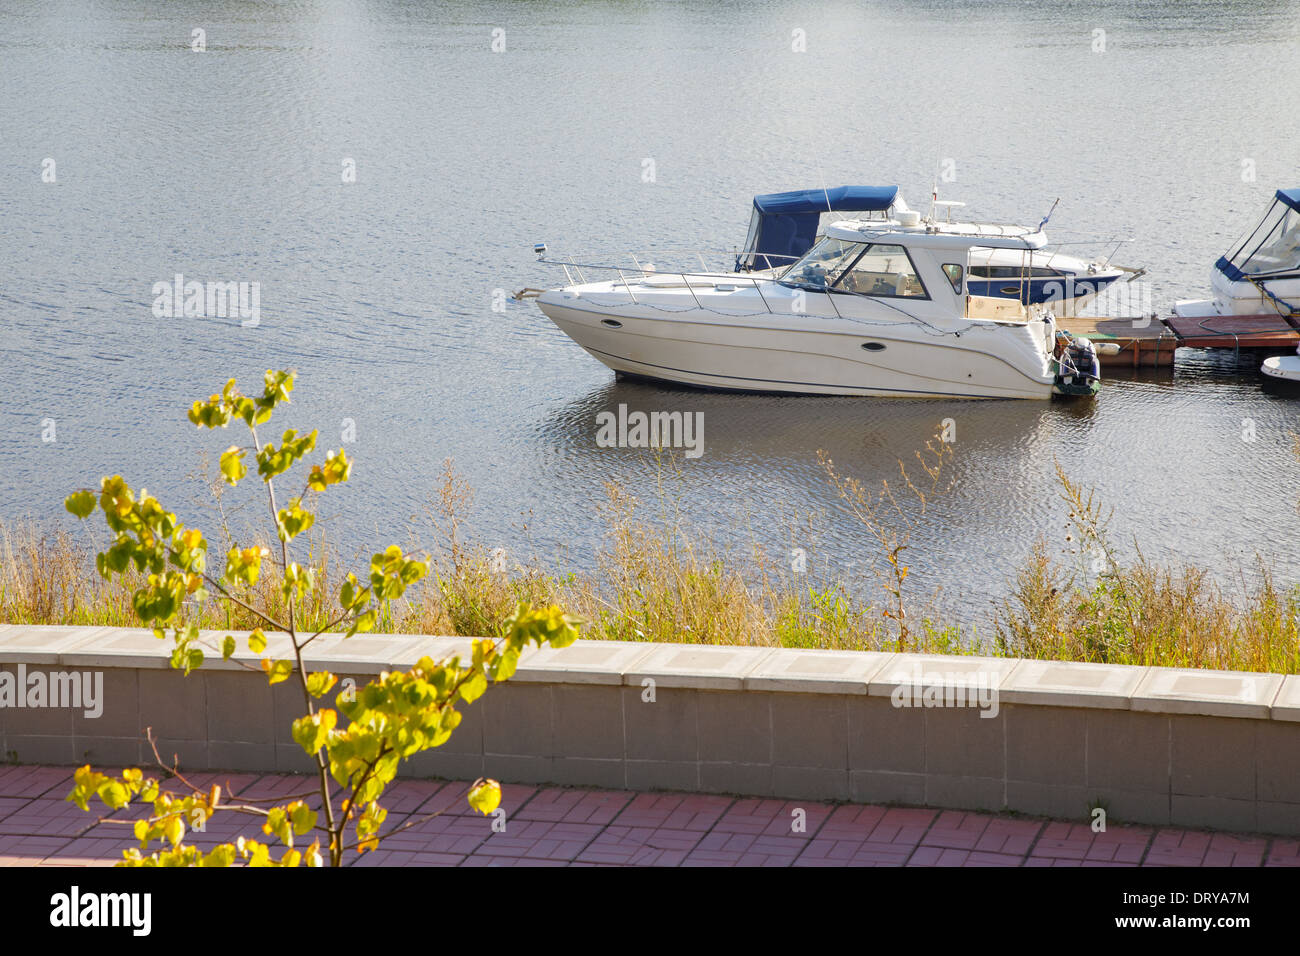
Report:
2,625,1298,834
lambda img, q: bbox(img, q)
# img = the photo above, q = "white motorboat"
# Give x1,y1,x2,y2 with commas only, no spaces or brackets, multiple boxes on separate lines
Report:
524,212,1101,401
1261,346,1300,387
734,186,1134,314
1175,188,1300,320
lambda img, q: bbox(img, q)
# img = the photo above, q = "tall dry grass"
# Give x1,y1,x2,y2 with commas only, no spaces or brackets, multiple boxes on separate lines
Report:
4,451,1299,673
993,464,1300,673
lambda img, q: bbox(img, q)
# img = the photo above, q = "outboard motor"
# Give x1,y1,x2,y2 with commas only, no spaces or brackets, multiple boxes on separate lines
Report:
1053,333,1101,397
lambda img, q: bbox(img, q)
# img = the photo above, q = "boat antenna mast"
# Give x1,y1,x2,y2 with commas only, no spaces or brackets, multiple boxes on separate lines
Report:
1037,197,1060,234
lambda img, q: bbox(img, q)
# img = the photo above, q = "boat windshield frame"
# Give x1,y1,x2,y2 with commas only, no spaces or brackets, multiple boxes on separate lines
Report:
1223,196,1300,278
778,236,931,300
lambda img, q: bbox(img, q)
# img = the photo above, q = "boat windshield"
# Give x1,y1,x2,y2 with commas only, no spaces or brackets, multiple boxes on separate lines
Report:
1226,198,1300,276
779,236,865,289
780,236,929,298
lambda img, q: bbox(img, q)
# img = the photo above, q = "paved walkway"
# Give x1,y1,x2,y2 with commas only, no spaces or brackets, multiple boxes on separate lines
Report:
1,764,1296,867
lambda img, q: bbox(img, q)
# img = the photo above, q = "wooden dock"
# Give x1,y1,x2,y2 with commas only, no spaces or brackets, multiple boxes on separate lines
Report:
1057,315,1179,367
1058,312,1300,369
1161,313,1300,349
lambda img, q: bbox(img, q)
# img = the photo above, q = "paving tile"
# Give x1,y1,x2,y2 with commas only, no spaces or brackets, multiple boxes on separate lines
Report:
611,792,734,831
45,837,135,865
907,846,1022,866
458,855,570,867
349,849,466,867
0,797,30,822
974,818,1043,856
1029,822,1152,863
575,825,702,866
920,810,997,850
412,780,538,819
1201,833,1268,866
512,787,633,825
0,763,1287,868
1142,828,1212,866
473,820,603,861
365,812,492,856
681,840,801,866
867,806,939,845
1265,839,1300,866
369,779,452,815
813,803,889,839
0,798,105,838
0,765,74,798
794,838,913,867
711,797,833,837
0,833,73,862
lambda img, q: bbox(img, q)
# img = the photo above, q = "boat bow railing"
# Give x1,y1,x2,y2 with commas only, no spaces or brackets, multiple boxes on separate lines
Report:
521,248,1026,332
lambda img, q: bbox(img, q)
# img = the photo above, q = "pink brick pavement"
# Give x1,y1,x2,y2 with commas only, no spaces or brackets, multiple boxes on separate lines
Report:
0,763,1295,868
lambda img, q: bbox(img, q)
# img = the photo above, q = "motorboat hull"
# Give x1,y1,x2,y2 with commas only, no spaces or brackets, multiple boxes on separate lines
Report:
1261,353,1300,394
538,294,1057,400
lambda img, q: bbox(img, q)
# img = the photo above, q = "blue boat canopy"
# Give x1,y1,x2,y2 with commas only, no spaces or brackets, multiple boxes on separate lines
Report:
751,186,899,216
737,185,900,271
1216,187,1300,283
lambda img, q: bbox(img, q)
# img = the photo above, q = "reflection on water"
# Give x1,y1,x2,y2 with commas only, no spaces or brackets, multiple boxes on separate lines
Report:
0,0,1298,626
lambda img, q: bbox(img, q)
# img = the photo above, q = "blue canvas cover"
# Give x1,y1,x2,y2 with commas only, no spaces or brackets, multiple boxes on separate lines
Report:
1216,188,1300,282
737,186,899,271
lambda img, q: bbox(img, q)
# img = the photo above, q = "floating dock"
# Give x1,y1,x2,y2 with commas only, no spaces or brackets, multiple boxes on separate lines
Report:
1057,315,1180,367
1059,312,1300,369
1162,313,1300,349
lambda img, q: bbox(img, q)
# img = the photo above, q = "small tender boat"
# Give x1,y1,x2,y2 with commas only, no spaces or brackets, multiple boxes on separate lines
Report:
523,208,1101,401
1261,346,1300,389
1175,188,1300,320
735,186,1130,312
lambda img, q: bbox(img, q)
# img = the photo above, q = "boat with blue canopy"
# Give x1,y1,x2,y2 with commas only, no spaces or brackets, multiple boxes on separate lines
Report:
735,185,1132,313
1175,188,1300,319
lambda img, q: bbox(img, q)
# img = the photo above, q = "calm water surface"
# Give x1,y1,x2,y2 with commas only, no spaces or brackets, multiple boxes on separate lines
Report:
2,0,1298,626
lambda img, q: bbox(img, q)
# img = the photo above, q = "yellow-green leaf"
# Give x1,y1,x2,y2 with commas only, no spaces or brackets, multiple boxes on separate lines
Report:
65,490,97,519
467,778,502,816
263,658,293,685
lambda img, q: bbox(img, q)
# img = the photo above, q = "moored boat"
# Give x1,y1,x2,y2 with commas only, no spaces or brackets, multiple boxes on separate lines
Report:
524,210,1101,401
735,186,1132,313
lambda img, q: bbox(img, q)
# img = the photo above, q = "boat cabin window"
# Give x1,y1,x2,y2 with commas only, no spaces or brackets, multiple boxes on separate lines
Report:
781,237,928,298
942,263,964,294
1227,198,1300,275
968,265,1061,278
838,244,928,298
781,237,866,289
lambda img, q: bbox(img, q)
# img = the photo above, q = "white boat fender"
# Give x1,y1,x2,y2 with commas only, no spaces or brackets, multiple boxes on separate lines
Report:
1095,342,1122,356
